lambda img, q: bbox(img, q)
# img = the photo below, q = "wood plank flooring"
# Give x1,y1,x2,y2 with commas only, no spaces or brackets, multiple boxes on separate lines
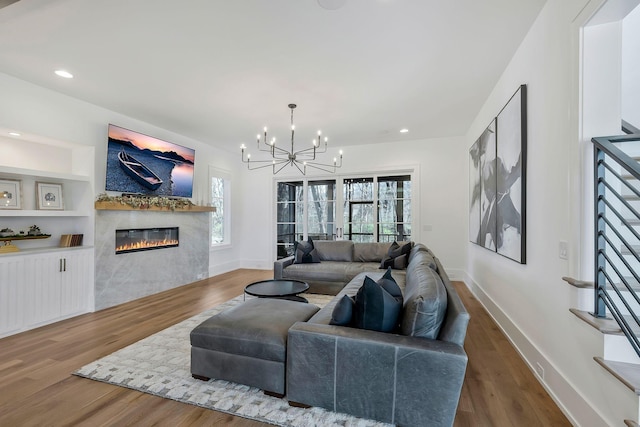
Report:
0,269,570,426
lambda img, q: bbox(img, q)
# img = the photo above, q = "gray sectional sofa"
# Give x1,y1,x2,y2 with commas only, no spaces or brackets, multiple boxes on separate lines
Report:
274,240,401,295
275,241,470,426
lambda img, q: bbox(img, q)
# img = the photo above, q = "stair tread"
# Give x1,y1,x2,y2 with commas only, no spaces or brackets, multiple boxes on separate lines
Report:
570,309,623,334
595,357,640,395
563,276,640,291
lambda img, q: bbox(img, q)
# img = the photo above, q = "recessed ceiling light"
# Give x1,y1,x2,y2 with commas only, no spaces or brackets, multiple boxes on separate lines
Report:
400,128,409,133
8,132,20,137
54,69,74,79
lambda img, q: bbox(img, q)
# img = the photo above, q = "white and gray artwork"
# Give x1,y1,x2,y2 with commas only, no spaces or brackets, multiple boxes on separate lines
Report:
469,119,496,250
469,85,526,264
496,85,526,263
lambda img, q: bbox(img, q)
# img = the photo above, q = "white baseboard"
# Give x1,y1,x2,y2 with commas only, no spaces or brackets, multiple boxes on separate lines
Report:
210,259,272,277
461,272,606,427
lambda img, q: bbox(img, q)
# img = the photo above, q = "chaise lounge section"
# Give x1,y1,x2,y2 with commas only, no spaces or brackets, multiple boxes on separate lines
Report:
285,244,470,426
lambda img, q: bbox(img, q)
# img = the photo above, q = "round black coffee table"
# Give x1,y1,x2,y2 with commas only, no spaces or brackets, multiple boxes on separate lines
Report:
244,279,310,303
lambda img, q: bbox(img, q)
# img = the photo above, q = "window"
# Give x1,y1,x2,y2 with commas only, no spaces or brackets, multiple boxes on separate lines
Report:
275,173,412,256
343,178,375,242
307,180,336,241
377,175,412,242
210,167,230,247
276,181,303,258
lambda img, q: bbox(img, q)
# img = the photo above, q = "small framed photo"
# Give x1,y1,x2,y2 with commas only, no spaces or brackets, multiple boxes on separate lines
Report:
0,179,22,209
36,182,64,210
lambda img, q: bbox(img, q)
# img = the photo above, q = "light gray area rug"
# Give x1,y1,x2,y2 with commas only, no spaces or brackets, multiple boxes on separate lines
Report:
74,295,390,427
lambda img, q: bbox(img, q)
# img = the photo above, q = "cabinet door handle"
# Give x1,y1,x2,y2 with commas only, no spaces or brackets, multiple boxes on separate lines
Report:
59,258,63,272
63,258,66,272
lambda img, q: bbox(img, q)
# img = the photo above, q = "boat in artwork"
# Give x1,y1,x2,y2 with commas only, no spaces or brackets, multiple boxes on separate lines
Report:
118,151,163,190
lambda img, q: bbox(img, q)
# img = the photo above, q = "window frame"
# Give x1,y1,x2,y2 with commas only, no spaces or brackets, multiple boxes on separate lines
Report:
209,166,231,250
273,168,417,258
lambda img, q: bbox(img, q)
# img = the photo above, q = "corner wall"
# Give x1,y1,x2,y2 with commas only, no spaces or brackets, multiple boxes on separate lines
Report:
465,0,637,425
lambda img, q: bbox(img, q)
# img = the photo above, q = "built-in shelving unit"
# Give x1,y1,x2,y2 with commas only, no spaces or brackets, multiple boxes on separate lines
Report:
0,165,93,253
0,138,95,337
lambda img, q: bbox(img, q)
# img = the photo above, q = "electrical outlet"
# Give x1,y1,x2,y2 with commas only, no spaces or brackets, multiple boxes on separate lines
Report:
535,362,545,380
559,241,568,260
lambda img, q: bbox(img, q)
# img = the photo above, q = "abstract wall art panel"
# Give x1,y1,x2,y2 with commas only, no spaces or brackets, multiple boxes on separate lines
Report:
469,84,526,264
469,119,497,250
496,84,527,263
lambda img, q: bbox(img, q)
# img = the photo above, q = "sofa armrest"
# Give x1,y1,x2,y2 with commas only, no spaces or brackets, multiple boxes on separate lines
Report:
273,256,295,279
286,322,467,426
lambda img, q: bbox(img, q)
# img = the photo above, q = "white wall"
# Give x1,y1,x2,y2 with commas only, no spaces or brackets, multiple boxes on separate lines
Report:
237,136,469,276
466,0,638,425
622,4,640,129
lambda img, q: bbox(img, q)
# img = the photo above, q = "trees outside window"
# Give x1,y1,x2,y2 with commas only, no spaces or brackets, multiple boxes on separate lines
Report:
275,173,412,257
210,167,231,247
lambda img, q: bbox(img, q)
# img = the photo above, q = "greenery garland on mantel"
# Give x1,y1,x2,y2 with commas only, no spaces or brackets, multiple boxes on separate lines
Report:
95,193,196,211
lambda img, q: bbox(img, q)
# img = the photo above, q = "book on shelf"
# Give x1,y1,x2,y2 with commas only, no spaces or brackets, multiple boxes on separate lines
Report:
59,234,84,247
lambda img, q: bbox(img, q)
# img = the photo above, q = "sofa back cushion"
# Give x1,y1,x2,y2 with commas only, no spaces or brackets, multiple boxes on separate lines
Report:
314,240,354,261
401,261,447,339
408,245,437,271
353,242,391,262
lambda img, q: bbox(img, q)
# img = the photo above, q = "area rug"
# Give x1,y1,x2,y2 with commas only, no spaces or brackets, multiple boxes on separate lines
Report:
74,295,390,427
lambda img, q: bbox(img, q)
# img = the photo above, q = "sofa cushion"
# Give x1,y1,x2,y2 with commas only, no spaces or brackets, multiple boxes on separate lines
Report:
314,240,354,261
190,298,319,362
408,249,437,271
380,241,412,270
352,275,402,332
329,295,354,326
294,238,320,264
281,261,381,284
401,264,448,339
354,242,392,262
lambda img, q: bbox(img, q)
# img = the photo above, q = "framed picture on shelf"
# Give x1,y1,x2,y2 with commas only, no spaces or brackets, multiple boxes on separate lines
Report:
0,178,22,209
36,182,64,210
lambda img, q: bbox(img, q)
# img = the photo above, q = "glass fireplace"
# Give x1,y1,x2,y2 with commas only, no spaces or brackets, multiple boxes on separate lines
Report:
115,227,179,254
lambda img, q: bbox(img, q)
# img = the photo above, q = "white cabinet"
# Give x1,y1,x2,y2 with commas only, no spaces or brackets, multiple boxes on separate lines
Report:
0,256,25,337
0,248,94,337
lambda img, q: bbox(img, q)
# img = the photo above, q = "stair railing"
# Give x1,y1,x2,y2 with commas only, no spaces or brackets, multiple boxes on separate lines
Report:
593,132,640,357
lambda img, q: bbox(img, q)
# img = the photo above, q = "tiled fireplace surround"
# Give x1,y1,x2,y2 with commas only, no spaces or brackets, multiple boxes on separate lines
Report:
95,210,209,311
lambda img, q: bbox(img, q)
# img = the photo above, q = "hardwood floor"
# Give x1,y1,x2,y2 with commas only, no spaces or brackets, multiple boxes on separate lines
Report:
0,269,570,426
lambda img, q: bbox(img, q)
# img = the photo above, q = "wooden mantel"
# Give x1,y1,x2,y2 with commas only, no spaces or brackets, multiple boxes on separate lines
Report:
95,201,215,212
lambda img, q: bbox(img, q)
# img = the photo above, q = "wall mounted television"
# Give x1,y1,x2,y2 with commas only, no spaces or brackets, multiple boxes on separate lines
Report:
105,124,195,198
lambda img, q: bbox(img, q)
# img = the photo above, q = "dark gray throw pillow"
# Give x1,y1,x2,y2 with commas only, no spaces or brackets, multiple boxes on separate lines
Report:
329,295,354,326
294,238,320,264
378,267,403,301
352,275,402,332
380,241,411,269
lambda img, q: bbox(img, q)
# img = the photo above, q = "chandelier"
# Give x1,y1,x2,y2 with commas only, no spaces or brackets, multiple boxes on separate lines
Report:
241,103,343,174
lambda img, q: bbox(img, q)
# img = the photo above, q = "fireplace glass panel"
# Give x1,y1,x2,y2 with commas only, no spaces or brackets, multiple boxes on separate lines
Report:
115,227,179,254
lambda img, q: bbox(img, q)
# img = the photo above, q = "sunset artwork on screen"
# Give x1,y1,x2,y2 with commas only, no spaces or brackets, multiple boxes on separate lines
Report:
106,124,195,197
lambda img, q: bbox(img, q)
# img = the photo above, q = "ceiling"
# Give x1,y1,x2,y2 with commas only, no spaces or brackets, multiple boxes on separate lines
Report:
0,0,546,151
